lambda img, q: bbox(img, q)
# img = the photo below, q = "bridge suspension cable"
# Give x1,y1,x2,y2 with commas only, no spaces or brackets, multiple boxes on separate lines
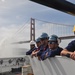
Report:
34,18,74,39
12,19,30,38
34,18,73,27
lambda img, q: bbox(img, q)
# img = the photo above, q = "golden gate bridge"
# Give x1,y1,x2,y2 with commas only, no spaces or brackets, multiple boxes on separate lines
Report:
0,0,75,74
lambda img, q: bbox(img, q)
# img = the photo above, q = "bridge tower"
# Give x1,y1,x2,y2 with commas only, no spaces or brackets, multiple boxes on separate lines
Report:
30,18,35,41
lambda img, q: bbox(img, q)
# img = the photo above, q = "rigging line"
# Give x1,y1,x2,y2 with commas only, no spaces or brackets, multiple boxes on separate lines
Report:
13,24,30,40
14,22,30,35
7,19,30,41
11,19,30,38
14,19,30,35
19,22,30,31
34,18,74,27
13,24,29,39
11,23,30,41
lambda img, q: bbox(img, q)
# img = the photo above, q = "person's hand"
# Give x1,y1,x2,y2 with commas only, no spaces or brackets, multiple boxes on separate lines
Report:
31,51,38,58
38,56,41,61
44,52,48,58
31,51,35,58
31,54,33,58
70,51,75,60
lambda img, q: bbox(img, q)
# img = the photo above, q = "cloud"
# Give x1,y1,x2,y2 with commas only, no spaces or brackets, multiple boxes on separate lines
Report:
67,0,75,3
1,0,5,2
0,0,75,57
0,0,74,27
0,23,30,57
0,0,50,26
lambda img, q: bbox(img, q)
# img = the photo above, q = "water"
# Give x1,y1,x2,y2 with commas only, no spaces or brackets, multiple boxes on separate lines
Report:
0,36,29,58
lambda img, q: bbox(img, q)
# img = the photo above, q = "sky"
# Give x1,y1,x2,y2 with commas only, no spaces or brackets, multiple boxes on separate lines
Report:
0,0,75,39
0,0,75,26
0,0,75,57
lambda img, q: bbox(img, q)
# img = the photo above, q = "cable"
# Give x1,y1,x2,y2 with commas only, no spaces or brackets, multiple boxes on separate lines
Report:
12,19,30,37
5,19,30,44
33,18,74,38
10,19,30,40
34,18,74,27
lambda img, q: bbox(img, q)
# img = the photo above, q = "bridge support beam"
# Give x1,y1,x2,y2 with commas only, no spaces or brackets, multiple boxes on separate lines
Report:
30,18,35,41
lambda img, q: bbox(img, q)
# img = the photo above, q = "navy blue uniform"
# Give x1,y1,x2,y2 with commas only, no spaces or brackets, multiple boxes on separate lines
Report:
65,40,75,52
41,47,63,60
26,47,37,55
37,45,49,56
34,46,41,52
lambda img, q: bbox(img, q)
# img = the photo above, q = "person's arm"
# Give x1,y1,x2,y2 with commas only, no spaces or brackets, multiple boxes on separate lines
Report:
26,50,32,55
61,40,75,59
40,51,47,60
31,50,35,58
61,49,73,56
31,50,39,58
61,49,75,60
49,47,63,57
26,47,37,55
37,45,44,56
41,48,51,60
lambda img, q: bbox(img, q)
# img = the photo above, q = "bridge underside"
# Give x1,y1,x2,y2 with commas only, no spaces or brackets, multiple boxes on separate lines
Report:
30,0,75,16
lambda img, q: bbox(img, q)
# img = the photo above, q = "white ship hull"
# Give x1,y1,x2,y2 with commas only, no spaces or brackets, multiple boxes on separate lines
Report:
28,56,75,75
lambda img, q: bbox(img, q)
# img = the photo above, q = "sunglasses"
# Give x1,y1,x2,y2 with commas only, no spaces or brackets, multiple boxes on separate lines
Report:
36,41,40,43
41,38,48,41
31,45,35,46
49,41,57,44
